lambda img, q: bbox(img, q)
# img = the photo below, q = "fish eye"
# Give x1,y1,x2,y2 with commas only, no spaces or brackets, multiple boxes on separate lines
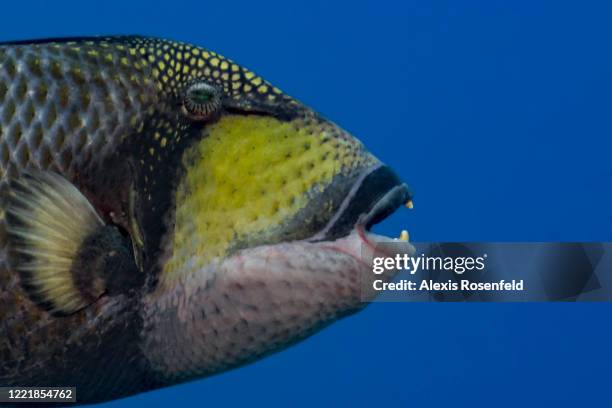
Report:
181,82,222,121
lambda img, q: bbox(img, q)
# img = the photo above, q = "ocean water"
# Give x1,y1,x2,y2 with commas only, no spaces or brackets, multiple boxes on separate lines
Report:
4,0,612,406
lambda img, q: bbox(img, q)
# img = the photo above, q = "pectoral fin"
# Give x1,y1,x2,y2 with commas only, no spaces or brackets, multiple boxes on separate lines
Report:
5,172,140,315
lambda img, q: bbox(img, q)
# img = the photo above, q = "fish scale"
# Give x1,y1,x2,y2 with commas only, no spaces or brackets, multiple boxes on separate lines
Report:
0,41,154,178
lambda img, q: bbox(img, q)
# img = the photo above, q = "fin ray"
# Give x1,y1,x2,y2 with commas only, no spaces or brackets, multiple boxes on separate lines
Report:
5,172,104,315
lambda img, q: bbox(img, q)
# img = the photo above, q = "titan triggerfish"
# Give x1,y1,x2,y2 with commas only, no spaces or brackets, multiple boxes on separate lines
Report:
0,36,414,404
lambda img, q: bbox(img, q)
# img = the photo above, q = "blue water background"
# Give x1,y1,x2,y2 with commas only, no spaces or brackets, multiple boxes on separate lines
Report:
4,1,612,406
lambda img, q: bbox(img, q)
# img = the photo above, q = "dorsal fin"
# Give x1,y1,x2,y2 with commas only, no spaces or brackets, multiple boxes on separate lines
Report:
5,171,140,315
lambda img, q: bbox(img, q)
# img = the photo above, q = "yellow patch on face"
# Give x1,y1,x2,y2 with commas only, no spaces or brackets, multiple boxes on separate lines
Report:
162,115,373,285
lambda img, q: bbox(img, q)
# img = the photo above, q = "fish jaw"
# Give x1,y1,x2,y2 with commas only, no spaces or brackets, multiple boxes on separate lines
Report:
141,228,414,383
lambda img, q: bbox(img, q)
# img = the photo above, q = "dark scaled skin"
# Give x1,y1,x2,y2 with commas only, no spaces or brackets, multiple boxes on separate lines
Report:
1,36,174,399
0,36,411,404
0,36,304,401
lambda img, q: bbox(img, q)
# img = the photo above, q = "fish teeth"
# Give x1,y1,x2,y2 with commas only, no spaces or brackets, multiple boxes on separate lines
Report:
405,200,414,209
398,230,409,242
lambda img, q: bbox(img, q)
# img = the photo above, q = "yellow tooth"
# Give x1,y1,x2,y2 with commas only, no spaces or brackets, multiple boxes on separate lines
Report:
405,200,414,209
399,230,409,241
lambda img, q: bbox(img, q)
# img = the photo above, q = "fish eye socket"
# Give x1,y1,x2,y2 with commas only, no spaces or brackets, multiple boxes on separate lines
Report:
182,82,222,121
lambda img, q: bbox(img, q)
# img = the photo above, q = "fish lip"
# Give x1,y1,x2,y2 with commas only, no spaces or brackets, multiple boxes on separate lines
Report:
358,183,411,230
310,165,413,242
354,223,413,256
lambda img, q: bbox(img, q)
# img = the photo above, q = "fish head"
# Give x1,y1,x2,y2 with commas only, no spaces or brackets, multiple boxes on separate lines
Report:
142,39,414,377
153,42,414,266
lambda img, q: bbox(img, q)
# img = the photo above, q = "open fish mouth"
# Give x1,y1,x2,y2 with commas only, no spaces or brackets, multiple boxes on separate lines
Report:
311,164,413,244
300,164,415,294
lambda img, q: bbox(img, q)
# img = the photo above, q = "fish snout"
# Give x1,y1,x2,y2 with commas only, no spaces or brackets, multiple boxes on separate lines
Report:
315,164,413,241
